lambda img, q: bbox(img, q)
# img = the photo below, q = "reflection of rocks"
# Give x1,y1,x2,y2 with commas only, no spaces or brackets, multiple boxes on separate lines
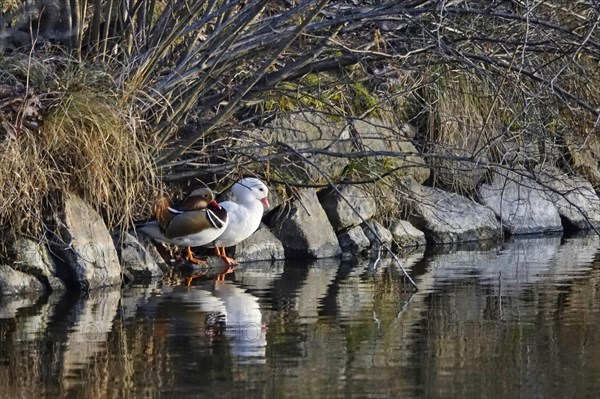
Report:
478,169,562,234
62,288,121,386
0,265,45,296
12,291,63,342
119,279,161,319
233,261,284,291
53,193,122,289
336,259,374,320
420,234,600,297
269,189,341,259
294,259,340,323
423,236,560,294
0,288,41,318
13,238,66,290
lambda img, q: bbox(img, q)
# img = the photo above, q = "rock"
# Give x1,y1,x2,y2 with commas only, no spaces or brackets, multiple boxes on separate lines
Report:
53,193,122,290
112,231,165,279
13,238,66,290
389,220,426,249
477,169,563,234
0,265,45,296
233,223,285,262
362,220,393,249
338,225,370,255
320,184,377,232
120,279,160,319
268,189,341,259
352,118,430,184
133,232,171,268
264,112,352,183
402,178,502,243
536,167,600,229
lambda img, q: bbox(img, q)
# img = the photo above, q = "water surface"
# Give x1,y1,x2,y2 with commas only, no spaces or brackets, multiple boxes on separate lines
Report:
1,234,600,398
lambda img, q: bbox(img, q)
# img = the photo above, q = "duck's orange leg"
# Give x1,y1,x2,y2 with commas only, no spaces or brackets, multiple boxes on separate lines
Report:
218,247,239,267
186,246,207,264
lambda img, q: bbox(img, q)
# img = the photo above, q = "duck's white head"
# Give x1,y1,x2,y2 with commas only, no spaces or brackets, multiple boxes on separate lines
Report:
232,177,270,208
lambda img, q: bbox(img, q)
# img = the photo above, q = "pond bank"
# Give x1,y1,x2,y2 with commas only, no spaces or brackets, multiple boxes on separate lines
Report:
2,166,600,297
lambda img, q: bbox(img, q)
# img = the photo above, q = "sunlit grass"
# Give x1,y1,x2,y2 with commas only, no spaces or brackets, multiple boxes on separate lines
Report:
0,55,162,248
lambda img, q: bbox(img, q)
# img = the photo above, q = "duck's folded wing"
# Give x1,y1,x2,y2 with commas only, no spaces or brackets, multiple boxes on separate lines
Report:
165,210,212,239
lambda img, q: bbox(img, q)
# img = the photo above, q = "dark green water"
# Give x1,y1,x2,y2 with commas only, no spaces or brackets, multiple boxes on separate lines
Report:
1,234,600,398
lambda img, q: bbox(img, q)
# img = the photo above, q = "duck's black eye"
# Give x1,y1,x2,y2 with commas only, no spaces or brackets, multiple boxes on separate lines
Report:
259,188,264,192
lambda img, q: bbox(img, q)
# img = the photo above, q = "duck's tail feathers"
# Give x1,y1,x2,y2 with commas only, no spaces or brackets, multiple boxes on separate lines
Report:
154,197,177,231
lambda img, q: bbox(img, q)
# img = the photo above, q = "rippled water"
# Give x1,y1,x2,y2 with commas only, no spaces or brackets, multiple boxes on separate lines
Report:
2,233,600,398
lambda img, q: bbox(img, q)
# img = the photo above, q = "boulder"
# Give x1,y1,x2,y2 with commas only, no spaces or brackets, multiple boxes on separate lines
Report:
263,112,352,183
0,265,45,296
352,118,430,184
268,189,341,259
13,238,66,290
403,178,502,243
320,184,377,232
133,232,172,267
536,167,600,229
338,225,370,255
389,220,426,249
53,193,122,290
233,223,285,262
112,231,165,279
362,220,393,250
477,169,563,234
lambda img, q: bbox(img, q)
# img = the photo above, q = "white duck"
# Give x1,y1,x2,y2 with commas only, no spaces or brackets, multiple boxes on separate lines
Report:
212,177,270,265
137,187,229,264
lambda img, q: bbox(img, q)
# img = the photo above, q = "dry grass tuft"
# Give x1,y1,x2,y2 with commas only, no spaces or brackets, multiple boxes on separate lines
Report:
418,67,513,195
0,60,162,250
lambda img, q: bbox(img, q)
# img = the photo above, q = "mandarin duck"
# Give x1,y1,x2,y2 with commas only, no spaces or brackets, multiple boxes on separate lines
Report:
137,187,228,264
210,177,270,265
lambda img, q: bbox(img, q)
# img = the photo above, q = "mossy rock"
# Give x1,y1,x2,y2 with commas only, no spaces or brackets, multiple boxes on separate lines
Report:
351,118,429,184
264,112,352,184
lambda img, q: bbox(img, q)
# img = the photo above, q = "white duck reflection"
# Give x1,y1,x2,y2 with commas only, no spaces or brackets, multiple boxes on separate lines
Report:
179,280,267,363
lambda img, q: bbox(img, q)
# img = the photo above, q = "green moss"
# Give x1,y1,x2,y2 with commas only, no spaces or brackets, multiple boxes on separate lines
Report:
350,81,378,114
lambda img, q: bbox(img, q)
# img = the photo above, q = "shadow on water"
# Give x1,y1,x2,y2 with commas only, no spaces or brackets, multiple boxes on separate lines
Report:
2,233,600,398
